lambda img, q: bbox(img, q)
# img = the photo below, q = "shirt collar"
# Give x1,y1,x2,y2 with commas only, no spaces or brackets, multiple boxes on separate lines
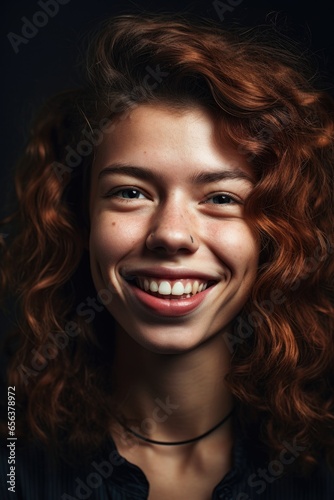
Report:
101,418,252,498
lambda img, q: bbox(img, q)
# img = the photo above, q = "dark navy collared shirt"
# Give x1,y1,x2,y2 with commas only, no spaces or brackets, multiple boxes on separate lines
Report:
1,429,334,499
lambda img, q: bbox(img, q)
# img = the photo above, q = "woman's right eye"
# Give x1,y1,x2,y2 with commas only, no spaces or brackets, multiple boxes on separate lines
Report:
104,188,146,200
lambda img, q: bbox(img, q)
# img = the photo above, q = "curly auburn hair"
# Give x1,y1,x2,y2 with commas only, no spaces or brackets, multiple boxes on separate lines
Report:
1,13,334,470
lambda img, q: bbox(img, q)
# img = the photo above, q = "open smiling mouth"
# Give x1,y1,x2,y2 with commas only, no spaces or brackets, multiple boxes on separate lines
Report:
124,276,217,300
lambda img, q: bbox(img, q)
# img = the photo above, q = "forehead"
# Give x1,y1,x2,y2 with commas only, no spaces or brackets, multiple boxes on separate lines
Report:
91,103,254,182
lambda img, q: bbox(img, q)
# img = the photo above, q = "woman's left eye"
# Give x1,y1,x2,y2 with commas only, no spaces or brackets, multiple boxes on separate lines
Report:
205,194,238,205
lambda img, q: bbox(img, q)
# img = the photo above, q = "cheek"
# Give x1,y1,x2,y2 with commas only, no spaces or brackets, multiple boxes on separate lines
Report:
211,222,259,271
89,214,144,264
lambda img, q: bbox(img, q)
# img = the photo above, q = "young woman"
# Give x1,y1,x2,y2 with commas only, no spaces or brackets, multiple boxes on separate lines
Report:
1,13,333,500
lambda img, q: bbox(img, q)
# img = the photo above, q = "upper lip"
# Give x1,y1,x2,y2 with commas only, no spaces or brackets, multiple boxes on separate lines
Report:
121,267,220,282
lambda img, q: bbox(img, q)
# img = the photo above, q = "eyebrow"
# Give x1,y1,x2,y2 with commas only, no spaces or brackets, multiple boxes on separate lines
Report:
98,163,254,184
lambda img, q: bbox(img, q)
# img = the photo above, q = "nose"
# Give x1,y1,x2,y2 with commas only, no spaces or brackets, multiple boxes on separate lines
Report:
146,198,199,255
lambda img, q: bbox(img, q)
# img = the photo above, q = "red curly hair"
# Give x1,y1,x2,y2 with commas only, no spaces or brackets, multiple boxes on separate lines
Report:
1,13,334,470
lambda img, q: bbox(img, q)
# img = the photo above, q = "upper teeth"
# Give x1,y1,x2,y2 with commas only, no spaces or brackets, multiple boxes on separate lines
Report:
136,278,209,296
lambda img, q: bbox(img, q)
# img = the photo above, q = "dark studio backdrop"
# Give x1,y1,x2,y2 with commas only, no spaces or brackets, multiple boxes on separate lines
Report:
0,0,333,352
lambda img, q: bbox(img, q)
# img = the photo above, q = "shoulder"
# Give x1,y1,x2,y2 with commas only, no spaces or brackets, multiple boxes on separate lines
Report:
0,436,132,500
233,432,334,500
0,438,89,500
245,457,334,500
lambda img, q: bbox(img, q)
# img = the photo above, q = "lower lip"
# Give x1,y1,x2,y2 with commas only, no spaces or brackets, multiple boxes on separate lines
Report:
124,281,216,317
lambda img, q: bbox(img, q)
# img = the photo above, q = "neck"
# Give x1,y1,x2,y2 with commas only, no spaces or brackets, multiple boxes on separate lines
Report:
111,329,234,444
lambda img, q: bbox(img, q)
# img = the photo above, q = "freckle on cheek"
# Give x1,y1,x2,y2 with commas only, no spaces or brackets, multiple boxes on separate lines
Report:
112,222,116,226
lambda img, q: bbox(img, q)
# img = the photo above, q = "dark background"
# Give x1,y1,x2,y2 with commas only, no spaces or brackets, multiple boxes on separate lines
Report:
1,0,334,203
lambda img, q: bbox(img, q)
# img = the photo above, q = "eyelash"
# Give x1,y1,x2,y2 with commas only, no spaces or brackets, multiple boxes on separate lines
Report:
103,187,241,205
103,187,147,200
204,193,239,205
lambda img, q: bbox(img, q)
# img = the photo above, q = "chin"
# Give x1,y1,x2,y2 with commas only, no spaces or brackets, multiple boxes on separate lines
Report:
123,324,218,355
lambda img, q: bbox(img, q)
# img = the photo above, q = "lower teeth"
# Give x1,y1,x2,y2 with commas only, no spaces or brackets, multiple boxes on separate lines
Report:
147,291,192,299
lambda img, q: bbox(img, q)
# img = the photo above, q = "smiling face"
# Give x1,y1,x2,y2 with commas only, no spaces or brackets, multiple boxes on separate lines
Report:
89,104,259,353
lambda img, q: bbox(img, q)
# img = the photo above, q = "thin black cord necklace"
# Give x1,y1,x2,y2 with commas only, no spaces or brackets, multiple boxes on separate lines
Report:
120,408,234,446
